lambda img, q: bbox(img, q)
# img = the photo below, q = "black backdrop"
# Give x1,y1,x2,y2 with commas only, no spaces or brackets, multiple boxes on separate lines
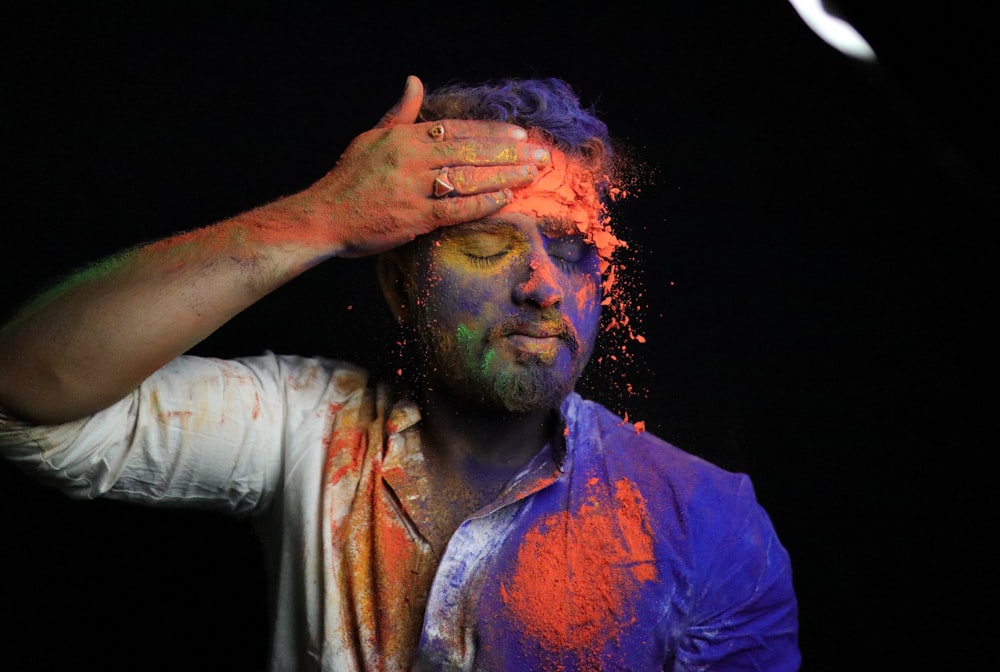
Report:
1,3,996,670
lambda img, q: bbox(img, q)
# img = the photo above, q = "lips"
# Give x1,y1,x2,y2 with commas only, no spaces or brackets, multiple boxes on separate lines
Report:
510,325,562,339
489,314,581,354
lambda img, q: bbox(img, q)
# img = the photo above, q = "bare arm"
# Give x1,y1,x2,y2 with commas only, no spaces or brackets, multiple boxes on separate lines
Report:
0,76,545,424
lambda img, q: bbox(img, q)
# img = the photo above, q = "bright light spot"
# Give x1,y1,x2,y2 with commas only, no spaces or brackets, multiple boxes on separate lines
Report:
787,0,877,61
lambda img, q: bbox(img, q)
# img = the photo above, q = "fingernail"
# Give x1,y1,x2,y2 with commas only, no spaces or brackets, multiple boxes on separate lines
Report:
509,127,528,140
532,148,550,163
518,165,534,177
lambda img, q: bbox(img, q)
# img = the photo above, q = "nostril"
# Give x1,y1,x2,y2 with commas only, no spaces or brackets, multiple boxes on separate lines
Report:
537,294,562,309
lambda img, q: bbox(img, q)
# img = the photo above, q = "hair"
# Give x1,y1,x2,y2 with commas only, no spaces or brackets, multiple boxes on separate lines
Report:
419,77,615,196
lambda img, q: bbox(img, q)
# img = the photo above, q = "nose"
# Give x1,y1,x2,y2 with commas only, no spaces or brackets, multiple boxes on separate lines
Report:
513,251,564,309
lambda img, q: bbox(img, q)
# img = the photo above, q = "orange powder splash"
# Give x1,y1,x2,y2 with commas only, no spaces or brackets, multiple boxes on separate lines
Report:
501,476,658,669
596,148,653,421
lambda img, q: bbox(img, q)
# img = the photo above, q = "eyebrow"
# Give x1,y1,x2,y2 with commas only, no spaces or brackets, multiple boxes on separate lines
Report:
446,219,514,235
538,216,583,237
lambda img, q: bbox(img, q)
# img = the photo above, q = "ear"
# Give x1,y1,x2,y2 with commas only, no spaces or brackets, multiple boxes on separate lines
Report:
375,251,413,324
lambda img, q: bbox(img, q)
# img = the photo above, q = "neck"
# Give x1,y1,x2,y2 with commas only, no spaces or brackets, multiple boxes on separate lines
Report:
417,385,560,479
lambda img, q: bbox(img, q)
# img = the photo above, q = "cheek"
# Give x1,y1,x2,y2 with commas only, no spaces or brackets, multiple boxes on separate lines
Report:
564,270,603,339
419,264,508,330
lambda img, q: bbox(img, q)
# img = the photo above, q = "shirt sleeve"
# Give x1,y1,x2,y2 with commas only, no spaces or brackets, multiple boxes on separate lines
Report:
0,353,314,517
675,475,801,671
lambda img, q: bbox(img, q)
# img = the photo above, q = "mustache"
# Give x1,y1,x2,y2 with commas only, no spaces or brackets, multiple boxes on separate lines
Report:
487,312,581,354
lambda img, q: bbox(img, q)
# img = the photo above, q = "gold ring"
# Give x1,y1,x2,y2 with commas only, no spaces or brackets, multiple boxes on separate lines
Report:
428,123,445,142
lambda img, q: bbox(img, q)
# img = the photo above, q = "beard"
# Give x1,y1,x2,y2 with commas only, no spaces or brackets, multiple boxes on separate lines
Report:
409,311,591,414
480,352,571,412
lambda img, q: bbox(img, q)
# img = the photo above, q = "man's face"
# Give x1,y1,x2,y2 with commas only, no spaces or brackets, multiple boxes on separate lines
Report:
407,150,604,413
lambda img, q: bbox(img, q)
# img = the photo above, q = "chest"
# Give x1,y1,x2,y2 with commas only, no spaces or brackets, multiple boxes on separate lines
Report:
319,461,672,671
310,413,675,670
411,483,674,671
416,465,511,556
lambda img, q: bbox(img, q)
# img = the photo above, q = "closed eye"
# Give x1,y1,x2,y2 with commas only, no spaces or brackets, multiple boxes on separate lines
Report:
457,228,516,264
466,250,507,266
546,236,590,264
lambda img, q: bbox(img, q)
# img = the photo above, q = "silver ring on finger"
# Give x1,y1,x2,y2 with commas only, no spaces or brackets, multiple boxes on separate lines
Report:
433,168,456,198
428,123,446,142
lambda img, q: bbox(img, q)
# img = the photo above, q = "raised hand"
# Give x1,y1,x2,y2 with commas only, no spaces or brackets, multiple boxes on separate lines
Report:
295,75,550,257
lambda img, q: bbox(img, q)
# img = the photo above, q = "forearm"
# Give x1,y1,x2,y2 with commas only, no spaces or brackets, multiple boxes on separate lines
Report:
0,194,334,425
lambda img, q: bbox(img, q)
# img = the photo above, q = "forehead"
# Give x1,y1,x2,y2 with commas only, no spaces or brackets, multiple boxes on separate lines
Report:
494,148,603,236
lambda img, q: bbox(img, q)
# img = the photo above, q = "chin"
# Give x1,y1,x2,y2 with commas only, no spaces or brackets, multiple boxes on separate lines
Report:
483,362,577,413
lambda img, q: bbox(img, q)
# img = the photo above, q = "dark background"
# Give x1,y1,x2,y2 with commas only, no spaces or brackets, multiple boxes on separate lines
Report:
1,2,995,670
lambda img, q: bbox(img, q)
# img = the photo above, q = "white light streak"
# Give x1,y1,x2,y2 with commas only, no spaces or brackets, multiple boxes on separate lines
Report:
787,0,877,61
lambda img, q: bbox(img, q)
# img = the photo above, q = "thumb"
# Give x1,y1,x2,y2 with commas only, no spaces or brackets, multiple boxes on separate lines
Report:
374,75,424,129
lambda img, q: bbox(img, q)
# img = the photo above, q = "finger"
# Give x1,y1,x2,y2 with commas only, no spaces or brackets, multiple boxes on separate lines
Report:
374,75,424,129
431,139,551,167
422,119,528,142
440,165,538,195
430,190,514,225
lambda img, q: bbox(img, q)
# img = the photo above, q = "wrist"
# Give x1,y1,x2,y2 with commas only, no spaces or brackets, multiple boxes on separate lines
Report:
233,192,347,272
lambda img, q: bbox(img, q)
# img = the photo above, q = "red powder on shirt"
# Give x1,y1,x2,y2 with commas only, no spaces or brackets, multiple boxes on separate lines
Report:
503,476,658,668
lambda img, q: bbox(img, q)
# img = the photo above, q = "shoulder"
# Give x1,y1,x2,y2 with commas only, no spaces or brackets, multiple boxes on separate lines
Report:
208,351,371,406
562,394,800,667
562,393,755,515
225,351,368,389
561,393,790,575
563,394,799,666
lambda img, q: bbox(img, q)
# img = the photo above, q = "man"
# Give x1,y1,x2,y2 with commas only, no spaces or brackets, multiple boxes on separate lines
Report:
0,75,799,670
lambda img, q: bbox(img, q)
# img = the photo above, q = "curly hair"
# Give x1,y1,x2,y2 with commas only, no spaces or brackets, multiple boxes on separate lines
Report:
419,78,613,182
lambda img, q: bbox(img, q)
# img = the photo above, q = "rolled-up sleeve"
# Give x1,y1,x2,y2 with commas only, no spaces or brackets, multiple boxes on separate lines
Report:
0,354,295,516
